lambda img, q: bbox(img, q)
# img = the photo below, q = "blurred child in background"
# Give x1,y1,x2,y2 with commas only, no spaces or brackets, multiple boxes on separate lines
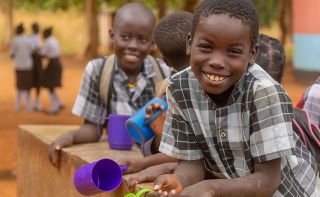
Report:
41,27,64,115
10,23,34,112
29,22,44,111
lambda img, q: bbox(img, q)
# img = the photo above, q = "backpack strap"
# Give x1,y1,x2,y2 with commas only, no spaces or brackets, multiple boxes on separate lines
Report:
148,55,165,85
99,54,165,107
292,118,309,149
301,109,320,147
293,108,320,149
148,55,166,97
99,54,116,111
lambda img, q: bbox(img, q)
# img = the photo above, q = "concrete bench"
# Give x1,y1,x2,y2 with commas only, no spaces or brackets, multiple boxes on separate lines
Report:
17,125,153,197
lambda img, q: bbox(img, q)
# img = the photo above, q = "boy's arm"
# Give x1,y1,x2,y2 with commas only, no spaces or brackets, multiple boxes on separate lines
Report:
157,158,281,197
152,159,206,195
118,152,177,174
48,120,100,167
148,110,167,153
142,102,167,155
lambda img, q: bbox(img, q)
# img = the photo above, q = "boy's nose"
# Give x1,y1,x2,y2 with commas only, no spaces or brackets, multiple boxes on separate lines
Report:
208,52,225,68
128,39,138,49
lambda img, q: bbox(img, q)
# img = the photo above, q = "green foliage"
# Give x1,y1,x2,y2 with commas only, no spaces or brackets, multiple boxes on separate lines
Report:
6,0,279,28
252,0,278,28
11,0,84,11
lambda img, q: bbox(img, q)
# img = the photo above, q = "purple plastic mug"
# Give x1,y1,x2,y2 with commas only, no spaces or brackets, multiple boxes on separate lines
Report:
73,158,128,196
98,114,134,150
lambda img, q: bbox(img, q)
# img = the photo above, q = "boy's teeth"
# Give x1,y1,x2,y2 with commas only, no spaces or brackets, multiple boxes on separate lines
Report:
126,54,137,59
206,73,226,81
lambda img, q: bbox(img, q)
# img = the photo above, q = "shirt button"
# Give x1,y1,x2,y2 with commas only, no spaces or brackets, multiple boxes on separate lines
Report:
220,131,227,138
211,130,215,136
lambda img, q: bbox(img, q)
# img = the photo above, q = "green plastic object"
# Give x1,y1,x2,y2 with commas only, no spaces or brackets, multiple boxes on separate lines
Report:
124,188,153,197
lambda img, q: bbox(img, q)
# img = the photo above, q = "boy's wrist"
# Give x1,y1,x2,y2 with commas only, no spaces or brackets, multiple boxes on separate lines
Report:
172,174,187,189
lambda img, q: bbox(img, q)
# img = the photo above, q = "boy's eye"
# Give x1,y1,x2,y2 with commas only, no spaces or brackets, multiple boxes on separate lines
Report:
139,38,148,43
121,35,130,40
198,44,212,50
227,49,242,55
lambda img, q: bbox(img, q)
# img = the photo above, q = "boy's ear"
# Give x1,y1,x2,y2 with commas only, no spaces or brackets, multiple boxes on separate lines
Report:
149,39,155,52
249,44,259,66
109,28,114,43
186,33,192,55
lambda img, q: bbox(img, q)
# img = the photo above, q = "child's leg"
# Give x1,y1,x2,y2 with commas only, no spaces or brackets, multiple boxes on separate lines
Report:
52,91,64,109
15,90,22,111
48,88,59,114
34,88,43,111
22,90,32,111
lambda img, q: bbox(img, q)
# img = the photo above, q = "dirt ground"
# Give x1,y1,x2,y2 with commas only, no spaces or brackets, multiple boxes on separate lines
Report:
0,55,310,197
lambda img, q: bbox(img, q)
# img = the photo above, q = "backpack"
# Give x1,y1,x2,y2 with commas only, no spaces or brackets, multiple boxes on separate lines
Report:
98,54,166,110
292,108,320,171
295,78,320,109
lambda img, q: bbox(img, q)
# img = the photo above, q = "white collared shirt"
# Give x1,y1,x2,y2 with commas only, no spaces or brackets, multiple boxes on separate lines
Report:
40,36,61,59
10,35,34,70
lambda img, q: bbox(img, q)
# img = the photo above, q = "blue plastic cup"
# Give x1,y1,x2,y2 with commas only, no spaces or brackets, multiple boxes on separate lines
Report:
73,158,128,196
126,97,168,144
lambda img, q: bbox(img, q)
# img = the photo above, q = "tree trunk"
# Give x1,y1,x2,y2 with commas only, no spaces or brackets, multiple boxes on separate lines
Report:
157,0,167,20
277,0,292,45
84,0,99,58
183,0,199,13
0,0,13,52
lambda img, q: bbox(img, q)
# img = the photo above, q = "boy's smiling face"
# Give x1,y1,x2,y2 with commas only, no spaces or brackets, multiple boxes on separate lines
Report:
110,11,155,73
187,14,257,95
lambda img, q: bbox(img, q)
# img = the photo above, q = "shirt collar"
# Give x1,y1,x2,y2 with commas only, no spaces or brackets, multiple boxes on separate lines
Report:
114,57,155,80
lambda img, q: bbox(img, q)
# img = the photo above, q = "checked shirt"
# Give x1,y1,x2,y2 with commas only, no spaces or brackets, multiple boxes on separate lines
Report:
303,77,320,127
72,56,170,124
160,64,318,196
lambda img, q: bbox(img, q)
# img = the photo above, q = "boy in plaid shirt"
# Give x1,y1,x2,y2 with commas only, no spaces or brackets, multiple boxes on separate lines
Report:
48,2,170,167
149,0,319,196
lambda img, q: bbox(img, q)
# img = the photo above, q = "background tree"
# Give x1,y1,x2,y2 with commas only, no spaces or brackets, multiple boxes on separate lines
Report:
0,0,292,58
183,0,199,13
277,0,292,45
0,0,13,51
84,0,99,58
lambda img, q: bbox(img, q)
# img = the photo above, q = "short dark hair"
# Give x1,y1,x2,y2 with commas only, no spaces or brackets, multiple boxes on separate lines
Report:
256,34,286,83
190,0,259,49
113,2,156,29
32,22,39,33
43,27,52,38
154,11,193,58
16,23,24,34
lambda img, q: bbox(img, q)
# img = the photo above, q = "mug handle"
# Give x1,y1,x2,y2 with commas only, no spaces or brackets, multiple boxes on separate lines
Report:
124,188,153,197
135,188,153,197
120,164,128,172
143,109,165,126
98,116,109,139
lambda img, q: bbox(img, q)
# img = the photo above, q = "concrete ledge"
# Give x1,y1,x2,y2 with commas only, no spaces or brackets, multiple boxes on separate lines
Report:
17,125,152,197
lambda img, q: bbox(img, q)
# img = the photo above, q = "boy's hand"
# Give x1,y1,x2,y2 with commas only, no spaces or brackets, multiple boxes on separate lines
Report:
144,174,183,197
127,163,177,192
48,132,74,168
117,157,145,175
145,102,166,137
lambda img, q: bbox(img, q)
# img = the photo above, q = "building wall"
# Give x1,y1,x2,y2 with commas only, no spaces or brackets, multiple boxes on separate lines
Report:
293,0,320,83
